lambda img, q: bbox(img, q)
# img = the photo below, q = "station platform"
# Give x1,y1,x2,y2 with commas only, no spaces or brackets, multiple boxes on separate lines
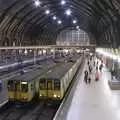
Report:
54,60,120,120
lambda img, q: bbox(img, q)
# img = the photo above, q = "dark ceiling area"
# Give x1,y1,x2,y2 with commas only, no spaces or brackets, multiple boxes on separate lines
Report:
0,0,120,47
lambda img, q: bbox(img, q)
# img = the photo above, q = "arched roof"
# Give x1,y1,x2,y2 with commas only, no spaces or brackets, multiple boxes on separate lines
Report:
0,0,120,47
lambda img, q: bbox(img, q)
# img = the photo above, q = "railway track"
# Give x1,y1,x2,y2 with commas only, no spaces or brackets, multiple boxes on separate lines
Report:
20,101,58,120
0,102,29,120
0,101,58,120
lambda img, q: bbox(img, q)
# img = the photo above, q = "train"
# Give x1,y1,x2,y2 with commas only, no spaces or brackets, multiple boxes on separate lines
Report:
39,57,83,100
7,55,83,102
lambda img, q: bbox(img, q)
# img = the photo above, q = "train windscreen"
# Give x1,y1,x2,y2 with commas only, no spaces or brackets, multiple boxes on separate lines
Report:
21,82,28,92
7,80,14,91
54,80,60,90
40,78,46,90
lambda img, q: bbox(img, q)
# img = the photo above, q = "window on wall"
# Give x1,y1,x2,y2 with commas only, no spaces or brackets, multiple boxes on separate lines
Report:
57,29,90,45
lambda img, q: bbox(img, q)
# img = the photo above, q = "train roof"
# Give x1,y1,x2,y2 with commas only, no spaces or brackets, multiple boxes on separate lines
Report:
8,55,81,83
8,60,56,82
8,66,46,82
41,58,80,80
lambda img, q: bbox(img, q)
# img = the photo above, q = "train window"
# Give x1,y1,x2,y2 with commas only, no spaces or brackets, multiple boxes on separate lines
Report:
21,83,28,92
14,82,21,91
40,79,46,90
47,80,53,90
54,80,60,90
31,84,34,90
7,81,14,91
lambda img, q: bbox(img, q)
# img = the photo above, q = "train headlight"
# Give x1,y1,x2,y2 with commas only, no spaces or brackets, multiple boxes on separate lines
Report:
53,94,57,98
40,94,42,97
23,97,27,100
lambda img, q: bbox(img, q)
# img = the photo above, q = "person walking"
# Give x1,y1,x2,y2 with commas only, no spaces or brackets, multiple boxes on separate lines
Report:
95,70,100,81
84,70,88,84
99,63,103,72
88,65,92,73
88,74,91,84
87,60,90,66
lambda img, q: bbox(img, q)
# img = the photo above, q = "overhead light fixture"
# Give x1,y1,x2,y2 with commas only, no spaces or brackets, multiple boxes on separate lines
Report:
21,82,27,84
58,20,62,24
61,0,66,5
76,26,79,29
65,9,72,16
45,10,50,14
73,20,77,24
34,0,41,7
53,16,57,20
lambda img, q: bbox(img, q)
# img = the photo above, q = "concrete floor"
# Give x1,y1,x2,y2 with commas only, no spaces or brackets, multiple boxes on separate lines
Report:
57,60,120,120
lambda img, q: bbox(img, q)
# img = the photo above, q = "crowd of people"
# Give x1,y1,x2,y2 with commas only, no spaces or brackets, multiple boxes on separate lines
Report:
84,55,103,84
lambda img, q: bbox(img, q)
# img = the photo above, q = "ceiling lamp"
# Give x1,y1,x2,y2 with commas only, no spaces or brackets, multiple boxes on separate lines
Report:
53,16,57,20
58,20,62,24
61,0,66,5
45,10,50,14
34,0,41,7
65,9,72,16
76,26,79,29
73,20,77,24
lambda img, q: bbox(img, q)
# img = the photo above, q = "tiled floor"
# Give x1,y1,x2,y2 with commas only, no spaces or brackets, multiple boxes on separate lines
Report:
58,60,120,120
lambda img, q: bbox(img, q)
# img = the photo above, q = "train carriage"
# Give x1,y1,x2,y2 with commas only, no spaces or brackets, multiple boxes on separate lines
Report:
39,57,83,101
7,68,42,102
7,55,83,102
7,58,58,102
7,58,67,102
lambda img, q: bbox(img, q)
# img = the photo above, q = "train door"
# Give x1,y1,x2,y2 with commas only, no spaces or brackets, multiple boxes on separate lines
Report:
47,80,53,98
14,81,21,100
39,78,46,97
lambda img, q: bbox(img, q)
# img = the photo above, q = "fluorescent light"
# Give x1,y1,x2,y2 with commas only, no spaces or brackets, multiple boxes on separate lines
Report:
96,48,119,61
45,10,50,14
21,82,27,84
53,16,57,20
61,0,66,5
34,0,41,7
65,9,72,16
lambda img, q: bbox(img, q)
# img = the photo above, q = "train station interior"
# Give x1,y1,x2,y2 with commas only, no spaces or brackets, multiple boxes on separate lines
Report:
0,0,120,120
